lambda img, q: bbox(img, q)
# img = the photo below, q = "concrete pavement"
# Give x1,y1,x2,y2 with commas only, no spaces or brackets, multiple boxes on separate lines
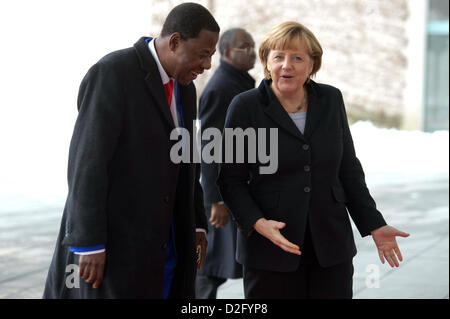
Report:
0,178,448,299
216,178,449,299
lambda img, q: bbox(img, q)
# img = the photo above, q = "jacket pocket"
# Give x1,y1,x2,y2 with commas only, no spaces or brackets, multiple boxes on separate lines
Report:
331,186,348,203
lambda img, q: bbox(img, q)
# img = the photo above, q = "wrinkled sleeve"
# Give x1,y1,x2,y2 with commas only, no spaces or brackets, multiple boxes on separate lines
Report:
337,90,386,237
62,62,124,246
198,89,227,204
217,95,265,236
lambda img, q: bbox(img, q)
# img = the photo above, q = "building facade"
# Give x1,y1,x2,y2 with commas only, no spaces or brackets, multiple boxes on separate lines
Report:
148,0,449,132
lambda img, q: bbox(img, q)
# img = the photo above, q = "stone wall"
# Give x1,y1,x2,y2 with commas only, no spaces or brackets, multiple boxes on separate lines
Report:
147,0,409,128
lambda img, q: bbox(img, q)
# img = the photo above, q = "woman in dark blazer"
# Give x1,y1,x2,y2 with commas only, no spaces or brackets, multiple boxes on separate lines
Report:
217,21,410,299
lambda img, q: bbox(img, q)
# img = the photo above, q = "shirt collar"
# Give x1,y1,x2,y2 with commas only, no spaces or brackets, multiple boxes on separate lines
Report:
148,38,172,85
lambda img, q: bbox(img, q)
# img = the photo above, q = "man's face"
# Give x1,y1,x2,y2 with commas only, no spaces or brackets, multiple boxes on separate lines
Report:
170,29,219,85
228,30,256,72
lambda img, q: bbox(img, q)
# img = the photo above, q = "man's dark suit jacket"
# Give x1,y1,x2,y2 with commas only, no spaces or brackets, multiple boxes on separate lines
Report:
43,37,207,298
197,60,254,279
217,79,387,271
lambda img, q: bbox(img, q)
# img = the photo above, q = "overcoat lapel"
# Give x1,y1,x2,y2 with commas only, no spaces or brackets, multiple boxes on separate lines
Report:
133,37,176,131
261,79,325,143
260,80,306,142
303,81,325,140
178,83,193,133
263,98,306,142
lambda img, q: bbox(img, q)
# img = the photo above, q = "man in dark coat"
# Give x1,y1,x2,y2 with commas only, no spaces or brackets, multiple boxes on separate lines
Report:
195,28,256,299
43,3,220,298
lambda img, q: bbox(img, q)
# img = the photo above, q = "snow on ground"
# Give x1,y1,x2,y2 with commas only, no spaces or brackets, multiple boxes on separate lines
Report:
349,122,449,230
0,120,448,213
350,121,449,187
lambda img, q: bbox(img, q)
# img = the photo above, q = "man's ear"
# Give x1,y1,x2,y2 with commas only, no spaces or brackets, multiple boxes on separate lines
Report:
168,33,182,52
224,48,233,60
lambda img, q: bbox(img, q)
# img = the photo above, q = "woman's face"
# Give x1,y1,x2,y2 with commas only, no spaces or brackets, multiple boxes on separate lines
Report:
267,38,313,96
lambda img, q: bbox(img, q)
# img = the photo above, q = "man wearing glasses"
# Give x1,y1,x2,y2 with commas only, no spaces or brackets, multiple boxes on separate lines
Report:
196,28,256,299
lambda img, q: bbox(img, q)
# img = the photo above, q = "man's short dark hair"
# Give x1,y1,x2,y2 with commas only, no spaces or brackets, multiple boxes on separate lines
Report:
161,3,220,40
218,28,246,56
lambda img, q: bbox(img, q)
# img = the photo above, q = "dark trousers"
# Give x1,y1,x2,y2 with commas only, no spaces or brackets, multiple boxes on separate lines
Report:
195,275,227,299
243,222,354,299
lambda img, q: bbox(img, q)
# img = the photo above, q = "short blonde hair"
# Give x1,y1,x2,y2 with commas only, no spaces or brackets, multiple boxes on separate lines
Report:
259,21,323,80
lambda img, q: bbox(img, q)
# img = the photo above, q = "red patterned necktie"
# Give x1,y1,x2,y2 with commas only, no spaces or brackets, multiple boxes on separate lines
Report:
164,79,174,107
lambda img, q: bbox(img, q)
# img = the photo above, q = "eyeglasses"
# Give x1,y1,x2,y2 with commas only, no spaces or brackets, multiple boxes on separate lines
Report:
232,46,255,54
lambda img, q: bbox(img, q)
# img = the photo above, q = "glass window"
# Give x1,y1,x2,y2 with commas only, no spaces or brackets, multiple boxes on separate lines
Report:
428,0,449,21
424,0,449,132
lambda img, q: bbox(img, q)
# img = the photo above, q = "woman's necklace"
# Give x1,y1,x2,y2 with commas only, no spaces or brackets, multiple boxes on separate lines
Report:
295,91,307,112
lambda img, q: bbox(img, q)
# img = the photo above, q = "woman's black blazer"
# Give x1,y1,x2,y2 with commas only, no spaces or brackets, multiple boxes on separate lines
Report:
217,79,386,271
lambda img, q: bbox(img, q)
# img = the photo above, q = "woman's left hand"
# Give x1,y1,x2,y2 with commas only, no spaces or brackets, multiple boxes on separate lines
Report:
371,225,410,268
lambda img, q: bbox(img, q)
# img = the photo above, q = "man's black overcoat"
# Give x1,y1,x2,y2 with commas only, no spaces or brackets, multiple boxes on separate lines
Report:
43,37,207,298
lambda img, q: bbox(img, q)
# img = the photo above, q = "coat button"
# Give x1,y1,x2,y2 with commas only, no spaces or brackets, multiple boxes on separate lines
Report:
304,165,311,172
302,144,310,151
164,195,170,204
304,186,311,193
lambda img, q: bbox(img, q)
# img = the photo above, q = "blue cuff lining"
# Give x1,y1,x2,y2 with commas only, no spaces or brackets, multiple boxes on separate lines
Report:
69,245,106,252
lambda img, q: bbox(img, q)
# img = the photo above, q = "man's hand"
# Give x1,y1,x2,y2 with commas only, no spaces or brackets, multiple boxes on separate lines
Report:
196,232,208,270
371,225,410,268
78,252,106,289
253,218,301,255
209,203,229,228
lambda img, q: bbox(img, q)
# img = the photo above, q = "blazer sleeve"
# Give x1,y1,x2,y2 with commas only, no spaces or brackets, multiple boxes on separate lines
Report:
217,95,265,236
198,89,227,204
194,162,208,231
62,62,124,246
337,90,387,237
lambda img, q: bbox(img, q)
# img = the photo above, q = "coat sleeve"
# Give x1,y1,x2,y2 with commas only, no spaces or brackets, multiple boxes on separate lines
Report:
62,61,124,246
337,90,387,237
194,162,208,231
198,89,227,205
217,95,265,236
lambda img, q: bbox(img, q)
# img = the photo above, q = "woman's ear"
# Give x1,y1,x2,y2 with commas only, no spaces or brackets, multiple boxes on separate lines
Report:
308,59,314,75
265,67,272,80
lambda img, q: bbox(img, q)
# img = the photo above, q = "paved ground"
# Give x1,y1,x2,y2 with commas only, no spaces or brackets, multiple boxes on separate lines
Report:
0,178,448,299
217,178,449,299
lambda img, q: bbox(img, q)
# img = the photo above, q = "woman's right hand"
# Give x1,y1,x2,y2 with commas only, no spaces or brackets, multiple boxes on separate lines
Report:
253,218,301,255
